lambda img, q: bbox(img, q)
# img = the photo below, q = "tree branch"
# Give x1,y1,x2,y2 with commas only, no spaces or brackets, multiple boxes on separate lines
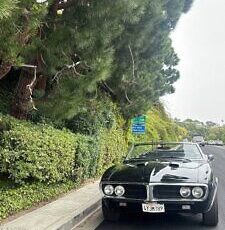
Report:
99,81,117,100
128,44,135,81
21,64,38,111
125,90,132,104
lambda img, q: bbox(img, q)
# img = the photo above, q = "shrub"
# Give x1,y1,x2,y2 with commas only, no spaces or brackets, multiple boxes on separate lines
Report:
0,112,128,184
96,117,128,175
65,98,118,135
73,135,99,182
0,114,77,184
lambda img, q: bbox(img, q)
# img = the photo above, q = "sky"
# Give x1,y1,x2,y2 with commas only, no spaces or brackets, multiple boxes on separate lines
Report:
162,0,225,124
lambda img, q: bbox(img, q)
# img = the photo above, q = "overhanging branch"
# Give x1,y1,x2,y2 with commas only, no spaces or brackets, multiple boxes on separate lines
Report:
128,44,135,81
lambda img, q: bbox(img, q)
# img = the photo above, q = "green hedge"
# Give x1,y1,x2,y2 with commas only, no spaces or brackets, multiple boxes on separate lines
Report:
0,116,77,184
73,135,99,182
0,114,127,185
97,121,127,175
0,113,128,220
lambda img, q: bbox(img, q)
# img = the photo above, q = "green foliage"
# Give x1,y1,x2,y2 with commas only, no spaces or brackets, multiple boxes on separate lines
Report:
97,119,128,176
73,135,98,182
0,108,127,185
207,126,225,142
177,118,225,143
0,0,193,120
176,119,209,140
65,97,119,135
0,176,76,220
0,1,48,64
66,97,128,177
0,114,77,184
0,0,18,20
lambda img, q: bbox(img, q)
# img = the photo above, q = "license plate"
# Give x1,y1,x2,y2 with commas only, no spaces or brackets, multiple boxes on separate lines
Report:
142,203,165,213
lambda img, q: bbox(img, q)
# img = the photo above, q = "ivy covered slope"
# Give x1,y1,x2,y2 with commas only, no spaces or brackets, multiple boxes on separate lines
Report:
129,104,188,143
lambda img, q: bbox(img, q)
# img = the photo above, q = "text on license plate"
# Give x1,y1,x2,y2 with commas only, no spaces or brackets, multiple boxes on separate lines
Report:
142,203,165,213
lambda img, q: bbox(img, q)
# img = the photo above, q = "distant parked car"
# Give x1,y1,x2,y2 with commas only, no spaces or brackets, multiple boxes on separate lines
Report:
207,140,215,145
193,136,205,146
100,142,218,226
215,140,224,146
208,140,223,146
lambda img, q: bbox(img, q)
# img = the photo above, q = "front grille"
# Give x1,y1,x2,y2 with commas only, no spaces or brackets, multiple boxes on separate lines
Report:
153,185,182,199
153,185,207,200
123,184,147,200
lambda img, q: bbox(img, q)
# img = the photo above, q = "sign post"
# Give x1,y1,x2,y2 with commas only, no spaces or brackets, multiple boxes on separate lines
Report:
132,115,146,135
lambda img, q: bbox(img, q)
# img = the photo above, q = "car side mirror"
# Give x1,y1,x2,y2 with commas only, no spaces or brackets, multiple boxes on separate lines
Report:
208,154,214,162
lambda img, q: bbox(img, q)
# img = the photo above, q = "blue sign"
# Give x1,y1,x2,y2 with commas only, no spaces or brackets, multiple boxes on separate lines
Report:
132,124,145,134
131,115,147,134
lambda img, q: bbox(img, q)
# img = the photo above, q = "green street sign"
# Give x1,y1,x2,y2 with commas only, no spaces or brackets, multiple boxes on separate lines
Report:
132,115,146,124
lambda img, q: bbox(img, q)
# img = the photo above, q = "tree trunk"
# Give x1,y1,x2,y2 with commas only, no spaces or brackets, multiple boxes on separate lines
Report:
0,61,12,80
35,75,47,91
10,70,36,120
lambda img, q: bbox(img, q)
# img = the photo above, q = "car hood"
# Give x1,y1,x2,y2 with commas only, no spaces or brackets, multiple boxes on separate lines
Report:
102,160,210,184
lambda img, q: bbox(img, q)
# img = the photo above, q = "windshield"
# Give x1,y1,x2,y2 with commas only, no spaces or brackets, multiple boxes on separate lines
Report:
126,143,203,161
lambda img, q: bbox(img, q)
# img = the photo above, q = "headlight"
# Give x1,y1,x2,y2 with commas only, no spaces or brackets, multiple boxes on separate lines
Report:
115,185,125,197
192,187,204,199
104,185,114,196
180,187,191,198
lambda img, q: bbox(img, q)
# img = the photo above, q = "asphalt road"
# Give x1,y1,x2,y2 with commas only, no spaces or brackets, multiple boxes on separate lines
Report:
75,146,225,230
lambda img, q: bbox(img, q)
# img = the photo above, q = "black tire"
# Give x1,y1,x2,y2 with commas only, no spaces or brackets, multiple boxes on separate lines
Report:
102,199,120,222
203,194,219,226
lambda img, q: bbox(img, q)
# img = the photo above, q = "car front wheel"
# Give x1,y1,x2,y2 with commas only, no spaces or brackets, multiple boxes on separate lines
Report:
203,194,219,226
102,199,120,222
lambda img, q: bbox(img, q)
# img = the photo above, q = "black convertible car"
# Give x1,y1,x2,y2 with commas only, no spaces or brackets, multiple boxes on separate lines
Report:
100,142,218,226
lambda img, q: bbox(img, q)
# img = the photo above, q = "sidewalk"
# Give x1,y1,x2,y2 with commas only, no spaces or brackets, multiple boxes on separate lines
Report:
0,181,101,230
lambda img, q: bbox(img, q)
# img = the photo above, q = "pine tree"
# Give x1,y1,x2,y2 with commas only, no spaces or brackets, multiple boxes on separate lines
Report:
0,0,194,120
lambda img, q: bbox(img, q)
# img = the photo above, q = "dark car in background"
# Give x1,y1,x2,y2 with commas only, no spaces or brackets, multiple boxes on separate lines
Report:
192,136,205,146
100,142,218,226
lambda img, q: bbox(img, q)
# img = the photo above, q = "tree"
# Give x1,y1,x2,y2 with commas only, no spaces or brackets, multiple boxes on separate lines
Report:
0,0,194,120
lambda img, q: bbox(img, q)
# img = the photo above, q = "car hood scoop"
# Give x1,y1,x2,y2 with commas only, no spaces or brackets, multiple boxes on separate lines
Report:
169,162,181,168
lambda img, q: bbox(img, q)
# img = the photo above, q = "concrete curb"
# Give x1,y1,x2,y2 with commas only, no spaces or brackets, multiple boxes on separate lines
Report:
57,199,101,230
